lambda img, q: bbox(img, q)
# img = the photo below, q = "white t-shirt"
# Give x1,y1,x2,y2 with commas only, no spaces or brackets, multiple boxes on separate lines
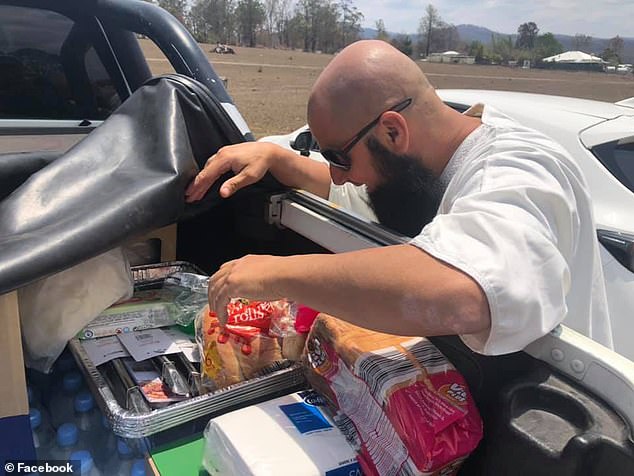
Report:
331,105,613,355
328,183,376,221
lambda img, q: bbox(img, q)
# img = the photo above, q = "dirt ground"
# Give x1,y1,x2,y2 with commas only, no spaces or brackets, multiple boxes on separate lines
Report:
141,40,634,139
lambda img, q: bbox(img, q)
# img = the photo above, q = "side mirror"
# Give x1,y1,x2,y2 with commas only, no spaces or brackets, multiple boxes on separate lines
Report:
291,130,317,157
598,229,634,272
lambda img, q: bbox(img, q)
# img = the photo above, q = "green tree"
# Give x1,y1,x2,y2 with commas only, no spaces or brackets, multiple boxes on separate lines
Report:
468,40,485,63
516,21,539,49
608,35,624,60
276,0,294,47
236,0,265,47
491,34,515,63
534,32,563,60
418,4,442,57
188,0,210,41
375,19,389,42
189,0,236,44
434,24,459,52
157,0,188,24
601,47,621,64
317,1,339,53
573,33,592,52
263,0,280,47
391,34,413,57
339,0,363,47
295,0,319,52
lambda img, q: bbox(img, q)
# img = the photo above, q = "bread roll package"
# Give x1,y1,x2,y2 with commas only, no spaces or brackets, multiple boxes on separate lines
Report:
196,299,309,392
302,314,483,476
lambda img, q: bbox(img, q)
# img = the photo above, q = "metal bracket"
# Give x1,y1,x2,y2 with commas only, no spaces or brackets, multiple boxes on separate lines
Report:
267,193,284,228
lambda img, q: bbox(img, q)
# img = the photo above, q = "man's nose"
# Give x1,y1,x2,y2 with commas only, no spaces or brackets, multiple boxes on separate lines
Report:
329,164,348,185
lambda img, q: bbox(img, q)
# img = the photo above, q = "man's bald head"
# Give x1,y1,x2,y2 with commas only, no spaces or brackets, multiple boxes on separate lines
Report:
307,40,436,140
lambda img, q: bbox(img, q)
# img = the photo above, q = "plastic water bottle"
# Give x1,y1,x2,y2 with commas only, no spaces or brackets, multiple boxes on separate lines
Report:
49,423,80,461
28,384,52,430
130,459,147,476
112,439,136,476
49,371,83,429
72,392,101,450
29,408,55,460
69,450,102,476
27,385,40,409
49,351,79,395
94,415,117,472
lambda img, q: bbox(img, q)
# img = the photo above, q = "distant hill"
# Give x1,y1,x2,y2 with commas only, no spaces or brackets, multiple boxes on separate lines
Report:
455,24,495,45
362,25,634,63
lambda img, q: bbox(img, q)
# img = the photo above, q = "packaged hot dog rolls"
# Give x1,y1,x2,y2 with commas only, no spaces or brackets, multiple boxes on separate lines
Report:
196,299,306,392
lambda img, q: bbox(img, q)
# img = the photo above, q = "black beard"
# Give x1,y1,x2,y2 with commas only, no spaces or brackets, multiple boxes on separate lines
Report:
366,136,442,237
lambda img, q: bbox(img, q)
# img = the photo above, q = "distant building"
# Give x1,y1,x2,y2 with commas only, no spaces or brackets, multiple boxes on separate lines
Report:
427,51,475,65
540,50,605,72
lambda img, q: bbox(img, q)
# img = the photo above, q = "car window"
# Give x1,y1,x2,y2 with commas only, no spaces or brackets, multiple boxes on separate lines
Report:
591,138,634,193
0,5,121,120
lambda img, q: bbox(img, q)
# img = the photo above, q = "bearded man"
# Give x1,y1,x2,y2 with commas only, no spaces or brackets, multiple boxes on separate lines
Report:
186,40,612,355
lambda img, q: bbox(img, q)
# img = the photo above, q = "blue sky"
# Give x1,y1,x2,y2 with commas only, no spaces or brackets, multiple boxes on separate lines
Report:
358,0,633,39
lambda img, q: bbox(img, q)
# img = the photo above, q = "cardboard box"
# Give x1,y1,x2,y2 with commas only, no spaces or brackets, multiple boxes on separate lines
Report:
0,291,36,463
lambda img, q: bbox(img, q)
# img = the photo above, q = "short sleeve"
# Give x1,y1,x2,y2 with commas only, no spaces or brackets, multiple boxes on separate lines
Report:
411,153,578,355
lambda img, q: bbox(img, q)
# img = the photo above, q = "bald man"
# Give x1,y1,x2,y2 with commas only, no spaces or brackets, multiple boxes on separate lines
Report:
186,40,612,355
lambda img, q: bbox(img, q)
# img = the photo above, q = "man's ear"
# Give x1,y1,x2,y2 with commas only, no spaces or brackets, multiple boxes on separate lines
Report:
379,111,409,154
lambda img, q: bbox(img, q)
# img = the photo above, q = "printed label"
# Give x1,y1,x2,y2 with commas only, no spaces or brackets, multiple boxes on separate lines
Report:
325,461,362,476
279,402,332,434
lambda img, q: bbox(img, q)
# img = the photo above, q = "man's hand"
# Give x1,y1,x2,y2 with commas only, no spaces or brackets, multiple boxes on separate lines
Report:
208,254,286,325
185,142,277,202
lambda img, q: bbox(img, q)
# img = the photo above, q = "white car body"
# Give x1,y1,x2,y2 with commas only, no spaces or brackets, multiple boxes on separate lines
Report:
261,90,634,360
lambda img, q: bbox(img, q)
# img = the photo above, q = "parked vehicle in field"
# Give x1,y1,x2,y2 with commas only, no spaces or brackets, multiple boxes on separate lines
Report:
213,43,235,54
2,1,634,474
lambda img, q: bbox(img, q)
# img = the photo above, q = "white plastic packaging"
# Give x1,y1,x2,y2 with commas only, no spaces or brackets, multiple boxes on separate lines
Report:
19,247,133,372
202,391,360,476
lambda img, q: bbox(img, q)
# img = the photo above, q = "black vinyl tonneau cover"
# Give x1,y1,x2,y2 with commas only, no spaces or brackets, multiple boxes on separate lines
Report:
0,75,283,294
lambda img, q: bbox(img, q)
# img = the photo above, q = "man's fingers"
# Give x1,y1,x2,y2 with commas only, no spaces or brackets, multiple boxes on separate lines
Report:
220,167,262,198
209,280,230,325
185,154,230,202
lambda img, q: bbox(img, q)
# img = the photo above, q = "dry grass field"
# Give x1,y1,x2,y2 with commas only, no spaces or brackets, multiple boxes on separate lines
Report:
140,39,634,139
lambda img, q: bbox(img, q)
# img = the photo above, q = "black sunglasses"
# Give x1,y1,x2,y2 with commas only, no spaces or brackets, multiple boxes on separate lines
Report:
319,97,413,171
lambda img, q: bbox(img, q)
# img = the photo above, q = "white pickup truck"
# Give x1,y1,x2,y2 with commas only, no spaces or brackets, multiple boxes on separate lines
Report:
1,1,634,475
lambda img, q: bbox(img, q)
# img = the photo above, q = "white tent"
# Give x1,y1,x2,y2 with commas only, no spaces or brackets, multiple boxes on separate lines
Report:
542,51,605,63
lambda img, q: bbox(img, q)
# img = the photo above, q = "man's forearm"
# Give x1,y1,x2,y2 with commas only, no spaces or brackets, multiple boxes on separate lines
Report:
268,144,331,198
274,245,491,337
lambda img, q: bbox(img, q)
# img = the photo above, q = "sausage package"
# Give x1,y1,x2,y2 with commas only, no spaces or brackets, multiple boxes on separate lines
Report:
303,315,483,476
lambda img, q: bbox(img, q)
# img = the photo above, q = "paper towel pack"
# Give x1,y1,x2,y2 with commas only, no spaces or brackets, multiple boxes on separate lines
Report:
202,391,360,476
